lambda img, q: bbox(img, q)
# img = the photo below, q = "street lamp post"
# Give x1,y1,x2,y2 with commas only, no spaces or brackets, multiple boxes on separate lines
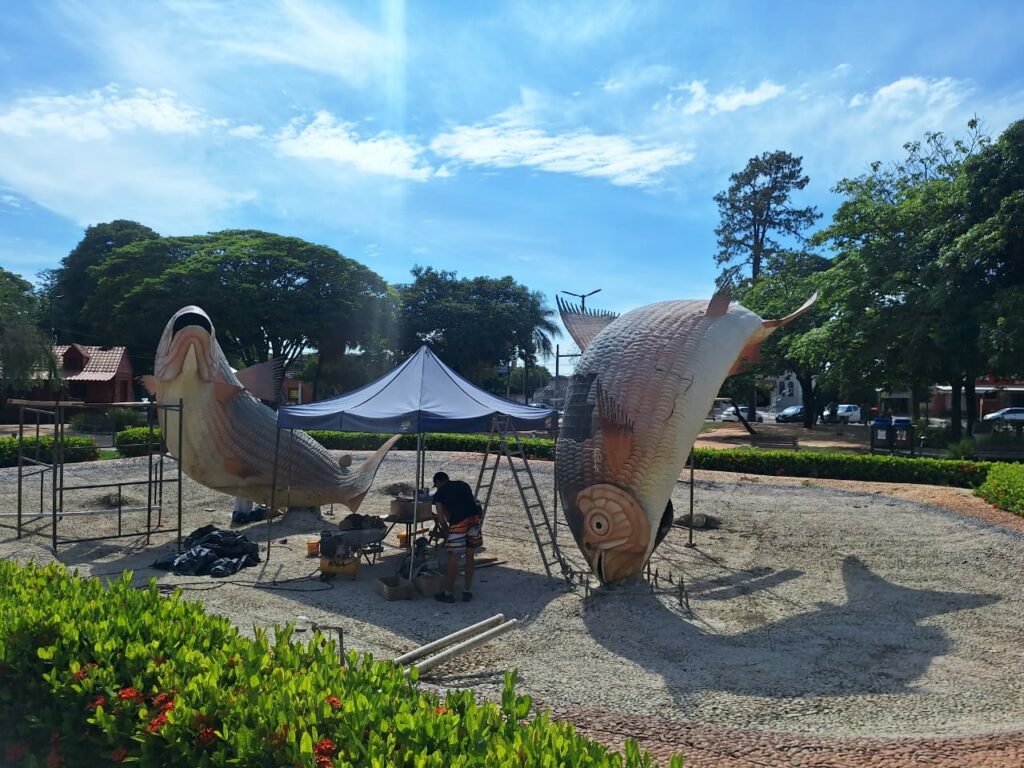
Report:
49,293,64,345
560,288,601,311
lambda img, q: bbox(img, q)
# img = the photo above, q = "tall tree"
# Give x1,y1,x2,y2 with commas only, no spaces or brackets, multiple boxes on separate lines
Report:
80,230,391,375
0,268,52,407
396,267,559,386
44,220,158,344
714,151,820,285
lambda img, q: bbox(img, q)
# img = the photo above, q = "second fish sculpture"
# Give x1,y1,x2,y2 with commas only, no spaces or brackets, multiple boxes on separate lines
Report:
556,290,816,584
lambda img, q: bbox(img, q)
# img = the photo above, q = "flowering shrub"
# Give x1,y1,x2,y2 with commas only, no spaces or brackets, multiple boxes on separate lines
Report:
0,561,679,768
976,462,1024,515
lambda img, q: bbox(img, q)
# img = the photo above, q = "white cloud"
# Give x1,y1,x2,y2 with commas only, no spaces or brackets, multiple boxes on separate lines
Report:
848,76,970,120
229,124,265,139
276,112,433,181
600,64,674,94
0,86,206,141
510,1,641,46
431,115,692,187
661,79,786,116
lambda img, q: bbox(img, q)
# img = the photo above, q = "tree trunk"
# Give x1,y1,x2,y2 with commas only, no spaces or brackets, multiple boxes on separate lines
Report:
311,354,323,402
797,372,816,429
964,374,976,437
949,377,963,442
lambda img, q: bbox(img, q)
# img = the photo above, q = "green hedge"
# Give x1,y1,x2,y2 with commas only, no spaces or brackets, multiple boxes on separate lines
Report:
114,426,164,458
0,561,677,768
691,448,989,488
115,428,991,488
0,436,100,468
975,462,1024,515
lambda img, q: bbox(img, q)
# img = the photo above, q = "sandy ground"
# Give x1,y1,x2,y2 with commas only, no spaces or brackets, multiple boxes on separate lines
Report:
3,448,1024,750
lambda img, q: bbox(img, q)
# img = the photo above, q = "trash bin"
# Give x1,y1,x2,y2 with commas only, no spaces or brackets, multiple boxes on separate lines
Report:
870,417,894,453
892,418,915,455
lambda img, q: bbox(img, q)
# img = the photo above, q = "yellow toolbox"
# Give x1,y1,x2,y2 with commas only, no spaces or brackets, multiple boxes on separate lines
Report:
319,555,361,579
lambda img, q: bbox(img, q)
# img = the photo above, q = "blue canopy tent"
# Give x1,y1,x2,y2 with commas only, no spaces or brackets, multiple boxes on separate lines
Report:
269,346,555,578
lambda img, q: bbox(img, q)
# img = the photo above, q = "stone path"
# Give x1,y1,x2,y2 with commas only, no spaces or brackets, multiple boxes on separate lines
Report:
550,703,1024,767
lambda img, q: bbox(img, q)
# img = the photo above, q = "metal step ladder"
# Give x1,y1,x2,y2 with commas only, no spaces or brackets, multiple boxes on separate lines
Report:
475,415,564,580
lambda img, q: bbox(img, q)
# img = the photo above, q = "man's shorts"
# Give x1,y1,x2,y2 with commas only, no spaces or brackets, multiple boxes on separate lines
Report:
445,515,482,554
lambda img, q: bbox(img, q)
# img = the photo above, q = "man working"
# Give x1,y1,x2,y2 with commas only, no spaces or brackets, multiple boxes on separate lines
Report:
431,471,482,603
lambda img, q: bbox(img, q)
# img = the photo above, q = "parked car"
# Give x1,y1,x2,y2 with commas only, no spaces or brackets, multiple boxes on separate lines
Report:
720,406,764,423
774,405,804,423
822,404,862,424
982,407,1024,423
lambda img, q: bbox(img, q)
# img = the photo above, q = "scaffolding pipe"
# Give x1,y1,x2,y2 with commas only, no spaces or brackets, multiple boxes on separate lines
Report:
393,613,506,666
407,619,519,675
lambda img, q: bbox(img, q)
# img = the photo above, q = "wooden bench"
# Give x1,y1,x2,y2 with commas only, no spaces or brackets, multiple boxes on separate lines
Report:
749,435,799,451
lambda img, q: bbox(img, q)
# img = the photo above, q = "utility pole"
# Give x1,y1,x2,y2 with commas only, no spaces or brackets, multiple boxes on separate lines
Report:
560,288,601,311
49,293,64,345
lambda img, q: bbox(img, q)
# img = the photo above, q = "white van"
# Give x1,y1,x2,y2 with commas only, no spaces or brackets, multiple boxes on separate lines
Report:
824,404,862,424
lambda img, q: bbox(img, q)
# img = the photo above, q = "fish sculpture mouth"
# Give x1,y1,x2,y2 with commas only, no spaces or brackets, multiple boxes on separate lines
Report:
156,308,218,384
575,483,650,583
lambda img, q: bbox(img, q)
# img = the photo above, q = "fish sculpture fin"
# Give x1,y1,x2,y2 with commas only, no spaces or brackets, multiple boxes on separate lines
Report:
557,295,618,352
235,358,285,402
340,434,403,511
214,381,246,404
223,458,260,479
140,375,160,397
726,292,820,376
705,287,731,317
596,380,634,475
762,292,819,329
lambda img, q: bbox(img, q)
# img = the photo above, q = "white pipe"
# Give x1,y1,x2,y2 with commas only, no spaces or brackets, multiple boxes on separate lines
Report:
407,619,518,675
393,613,506,666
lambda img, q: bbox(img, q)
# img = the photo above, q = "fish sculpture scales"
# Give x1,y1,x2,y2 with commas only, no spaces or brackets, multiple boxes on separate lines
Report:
143,306,400,509
556,291,816,584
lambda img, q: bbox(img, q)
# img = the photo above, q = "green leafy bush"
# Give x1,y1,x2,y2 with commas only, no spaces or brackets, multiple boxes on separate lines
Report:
114,426,164,457
691,448,989,488
70,408,147,434
0,435,99,468
0,561,678,768
976,462,1024,515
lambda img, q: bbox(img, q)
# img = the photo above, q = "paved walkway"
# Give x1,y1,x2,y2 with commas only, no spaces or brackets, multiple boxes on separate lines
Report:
551,703,1024,767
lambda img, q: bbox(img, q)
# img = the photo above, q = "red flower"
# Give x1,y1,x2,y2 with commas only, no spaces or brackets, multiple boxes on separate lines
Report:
111,746,129,764
315,756,333,768
196,727,217,748
118,687,142,703
71,667,89,682
433,705,452,715
86,695,106,712
325,695,342,710
4,742,28,763
147,713,169,734
314,738,336,757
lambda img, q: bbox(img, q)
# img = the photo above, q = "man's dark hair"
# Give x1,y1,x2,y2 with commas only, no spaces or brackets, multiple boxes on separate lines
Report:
432,471,449,485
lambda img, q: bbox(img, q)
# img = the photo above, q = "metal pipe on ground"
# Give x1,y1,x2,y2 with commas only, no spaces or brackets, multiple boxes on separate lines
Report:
406,618,519,675
394,613,506,667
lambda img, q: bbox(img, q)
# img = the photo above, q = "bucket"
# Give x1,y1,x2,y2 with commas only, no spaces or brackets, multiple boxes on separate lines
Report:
306,540,320,557
398,527,430,549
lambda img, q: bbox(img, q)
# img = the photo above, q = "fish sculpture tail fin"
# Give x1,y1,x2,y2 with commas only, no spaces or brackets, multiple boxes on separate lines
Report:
340,433,403,511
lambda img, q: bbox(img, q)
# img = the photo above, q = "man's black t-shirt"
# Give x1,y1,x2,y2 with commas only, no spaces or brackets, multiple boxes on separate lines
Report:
432,480,478,525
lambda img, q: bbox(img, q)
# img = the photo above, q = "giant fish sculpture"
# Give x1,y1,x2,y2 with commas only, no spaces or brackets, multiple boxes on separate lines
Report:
556,291,816,583
142,306,399,510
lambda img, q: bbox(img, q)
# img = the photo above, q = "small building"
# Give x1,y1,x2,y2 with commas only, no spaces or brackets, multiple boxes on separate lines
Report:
931,377,1024,418
29,344,135,403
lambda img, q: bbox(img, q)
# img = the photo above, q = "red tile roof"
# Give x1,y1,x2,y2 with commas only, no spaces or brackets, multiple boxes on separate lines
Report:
49,345,130,382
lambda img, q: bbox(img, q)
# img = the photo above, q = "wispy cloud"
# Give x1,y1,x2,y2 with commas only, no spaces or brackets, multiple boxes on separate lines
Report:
509,0,642,46
431,115,692,187
0,86,207,140
600,64,674,94
276,112,433,181
848,76,971,119
659,79,786,116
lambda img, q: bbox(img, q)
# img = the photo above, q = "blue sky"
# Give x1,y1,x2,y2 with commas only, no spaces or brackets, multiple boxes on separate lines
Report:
1,1,1022,341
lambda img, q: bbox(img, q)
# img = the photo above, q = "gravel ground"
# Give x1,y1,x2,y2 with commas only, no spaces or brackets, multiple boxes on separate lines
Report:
3,448,1024,763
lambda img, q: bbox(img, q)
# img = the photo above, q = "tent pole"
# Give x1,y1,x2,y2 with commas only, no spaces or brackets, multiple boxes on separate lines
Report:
268,421,282,563
410,432,423,583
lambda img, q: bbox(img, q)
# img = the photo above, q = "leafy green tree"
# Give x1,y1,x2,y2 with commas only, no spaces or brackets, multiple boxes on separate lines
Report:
80,230,391,376
714,151,820,285
0,268,53,406
396,267,559,385
43,220,158,344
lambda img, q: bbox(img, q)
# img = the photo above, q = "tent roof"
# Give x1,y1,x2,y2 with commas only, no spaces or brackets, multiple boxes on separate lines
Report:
277,345,555,434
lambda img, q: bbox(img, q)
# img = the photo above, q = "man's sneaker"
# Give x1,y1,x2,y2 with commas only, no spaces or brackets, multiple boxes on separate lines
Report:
434,592,455,604
462,591,473,602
